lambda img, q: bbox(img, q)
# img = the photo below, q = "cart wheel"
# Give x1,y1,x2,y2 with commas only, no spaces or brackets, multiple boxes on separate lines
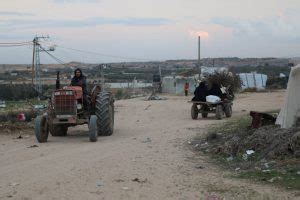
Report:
224,103,232,118
216,105,223,120
201,105,208,118
191,104,198,120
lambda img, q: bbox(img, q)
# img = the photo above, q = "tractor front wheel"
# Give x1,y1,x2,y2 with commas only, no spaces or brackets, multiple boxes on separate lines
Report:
35,115,49,143
89,115,98,142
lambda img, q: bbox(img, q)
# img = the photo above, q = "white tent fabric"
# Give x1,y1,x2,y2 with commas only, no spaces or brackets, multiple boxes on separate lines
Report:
276,65,300,128
238,73,268,89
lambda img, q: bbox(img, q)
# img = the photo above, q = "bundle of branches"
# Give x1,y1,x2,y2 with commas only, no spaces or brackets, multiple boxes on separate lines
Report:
206,71,242,93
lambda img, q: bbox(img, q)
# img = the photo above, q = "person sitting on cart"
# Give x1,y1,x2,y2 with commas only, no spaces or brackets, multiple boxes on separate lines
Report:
208,83,223,98
192,81,208,102
71,68,89,110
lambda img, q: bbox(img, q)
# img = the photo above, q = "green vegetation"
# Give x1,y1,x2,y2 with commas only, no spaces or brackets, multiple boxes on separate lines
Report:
207,116,251,136
238,167,300,190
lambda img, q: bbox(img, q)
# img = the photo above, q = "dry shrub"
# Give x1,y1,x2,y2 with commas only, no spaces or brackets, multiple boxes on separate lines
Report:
206,71,242,93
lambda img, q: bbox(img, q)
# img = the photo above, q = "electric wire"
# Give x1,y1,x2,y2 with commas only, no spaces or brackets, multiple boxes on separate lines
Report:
39,45,70,67
56,45,149,61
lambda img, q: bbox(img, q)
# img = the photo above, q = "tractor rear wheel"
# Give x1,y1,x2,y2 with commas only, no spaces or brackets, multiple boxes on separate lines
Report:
216,105,223,120
89,115,98,142
96,92,114,136
49,125,68,136
191,104,198,120
35,115,49,143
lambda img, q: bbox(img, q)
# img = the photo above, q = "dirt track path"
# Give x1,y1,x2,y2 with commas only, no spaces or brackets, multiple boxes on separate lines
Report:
0,91,298,200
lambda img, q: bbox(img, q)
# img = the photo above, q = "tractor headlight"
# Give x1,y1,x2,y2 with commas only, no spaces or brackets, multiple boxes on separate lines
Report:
77,103,83,110
54,91,61,96
66,91,73,95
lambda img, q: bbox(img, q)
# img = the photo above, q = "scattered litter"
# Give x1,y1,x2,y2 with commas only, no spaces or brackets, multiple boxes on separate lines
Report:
267,177,282,183
17,113,26,122
194,144,199,148
132,178,147,183
114,179,125,183
246,150,255,155
195,165,205,169
15,135,23,139
33,104,47,110
226,156,234,162
96,180,104,187
187,141,192,144
27,145,38,148
147,95,166,101
262,170,271,173
202,142,208,146
297,171,300,175
121,187,130,190
235,167,240,171
264,163,270,169
242,154,248,160
9,183,19,187
142,138,152,143
144,105,151,110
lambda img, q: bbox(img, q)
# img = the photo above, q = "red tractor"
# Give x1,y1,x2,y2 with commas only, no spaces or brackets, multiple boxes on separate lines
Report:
34,80,114,142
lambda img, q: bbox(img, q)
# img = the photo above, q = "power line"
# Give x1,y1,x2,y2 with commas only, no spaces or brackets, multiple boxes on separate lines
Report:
0,41,32,45
56,45,149,61
39,45,69,67
0,44,32,47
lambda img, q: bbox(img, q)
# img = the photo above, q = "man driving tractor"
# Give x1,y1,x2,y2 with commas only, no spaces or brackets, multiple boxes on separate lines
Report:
71,68,89,110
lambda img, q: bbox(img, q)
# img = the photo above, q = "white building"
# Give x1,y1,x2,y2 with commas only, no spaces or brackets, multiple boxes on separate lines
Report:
162,75,197,94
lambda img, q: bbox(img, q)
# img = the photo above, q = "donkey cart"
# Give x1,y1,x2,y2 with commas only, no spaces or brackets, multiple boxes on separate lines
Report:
189,100,232,120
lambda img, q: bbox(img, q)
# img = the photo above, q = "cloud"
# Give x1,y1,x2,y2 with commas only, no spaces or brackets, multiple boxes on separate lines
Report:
209,11,300,42
0,11,34,16
0,17,173,30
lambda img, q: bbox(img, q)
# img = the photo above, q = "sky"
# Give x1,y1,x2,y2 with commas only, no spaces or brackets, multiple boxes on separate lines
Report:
0,0,300,64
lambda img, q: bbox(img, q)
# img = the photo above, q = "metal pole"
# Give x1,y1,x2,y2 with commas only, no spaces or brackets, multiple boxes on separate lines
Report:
198,36,201,63
31,38,36,85
198,36,201,80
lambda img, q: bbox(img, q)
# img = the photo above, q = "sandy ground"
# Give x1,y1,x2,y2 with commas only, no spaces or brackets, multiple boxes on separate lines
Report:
0,91,299,200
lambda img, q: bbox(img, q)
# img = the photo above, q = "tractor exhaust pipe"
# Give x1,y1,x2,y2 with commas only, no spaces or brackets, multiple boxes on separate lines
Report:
56,71,60,89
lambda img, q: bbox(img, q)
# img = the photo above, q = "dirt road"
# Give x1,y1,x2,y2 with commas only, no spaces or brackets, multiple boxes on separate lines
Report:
0,91,298,199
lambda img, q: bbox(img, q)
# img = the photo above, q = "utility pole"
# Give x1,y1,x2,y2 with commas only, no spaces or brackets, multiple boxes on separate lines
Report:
98,64,105,91
32,35,50,99
31,38,36,85
198,36,201,79
198,36,201,64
